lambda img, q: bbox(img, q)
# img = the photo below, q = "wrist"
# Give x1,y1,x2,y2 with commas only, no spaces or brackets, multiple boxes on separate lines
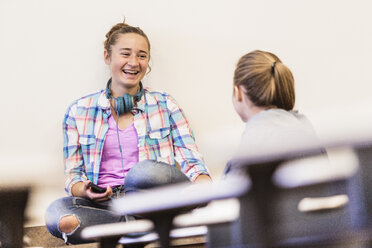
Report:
194,174,212,183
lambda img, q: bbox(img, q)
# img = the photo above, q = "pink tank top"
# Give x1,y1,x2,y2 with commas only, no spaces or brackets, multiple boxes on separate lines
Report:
97,115,139,188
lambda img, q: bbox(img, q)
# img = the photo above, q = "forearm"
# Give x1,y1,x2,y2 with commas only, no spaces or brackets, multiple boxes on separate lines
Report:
174,151,210,181
167,94,211,181
64,164,88,195
173,136,211,181
64,105,87,195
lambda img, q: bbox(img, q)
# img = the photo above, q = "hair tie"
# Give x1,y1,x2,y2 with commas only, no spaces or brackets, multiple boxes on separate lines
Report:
271,61,277,74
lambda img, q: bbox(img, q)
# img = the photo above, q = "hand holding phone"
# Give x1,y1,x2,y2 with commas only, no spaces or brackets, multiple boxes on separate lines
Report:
88,182,106,193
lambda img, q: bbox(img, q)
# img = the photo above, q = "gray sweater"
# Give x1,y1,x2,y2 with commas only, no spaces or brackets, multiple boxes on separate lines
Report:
224,109,323,175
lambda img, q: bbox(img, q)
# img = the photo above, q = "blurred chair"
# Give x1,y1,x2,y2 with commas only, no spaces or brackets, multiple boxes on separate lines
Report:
209,142,372,248
81,199,239,247
81,176,248,248
82,140,372,248
348,144,372,240
0,187,29,248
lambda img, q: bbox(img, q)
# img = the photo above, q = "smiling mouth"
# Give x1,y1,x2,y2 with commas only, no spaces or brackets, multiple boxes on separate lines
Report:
123,69,139,75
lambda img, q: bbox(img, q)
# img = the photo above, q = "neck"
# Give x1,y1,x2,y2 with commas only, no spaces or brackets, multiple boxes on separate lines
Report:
110,82,140,98
246,106,267,120
242,96,269,122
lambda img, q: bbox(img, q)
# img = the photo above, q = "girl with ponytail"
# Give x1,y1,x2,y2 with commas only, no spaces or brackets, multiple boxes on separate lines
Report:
226,50,321,173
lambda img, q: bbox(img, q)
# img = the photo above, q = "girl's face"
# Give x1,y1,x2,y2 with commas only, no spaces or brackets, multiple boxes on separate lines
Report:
104,33,149,91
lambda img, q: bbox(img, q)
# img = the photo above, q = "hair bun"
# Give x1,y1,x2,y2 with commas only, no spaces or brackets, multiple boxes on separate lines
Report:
104,20,151,55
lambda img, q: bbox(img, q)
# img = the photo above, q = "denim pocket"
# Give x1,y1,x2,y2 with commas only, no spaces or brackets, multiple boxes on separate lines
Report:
78,136,96,164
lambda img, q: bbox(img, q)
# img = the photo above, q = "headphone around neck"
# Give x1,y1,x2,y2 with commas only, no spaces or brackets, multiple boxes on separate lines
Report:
105,78,144,115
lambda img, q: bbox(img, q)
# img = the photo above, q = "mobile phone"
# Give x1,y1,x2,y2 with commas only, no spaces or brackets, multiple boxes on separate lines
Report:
88,182,106,193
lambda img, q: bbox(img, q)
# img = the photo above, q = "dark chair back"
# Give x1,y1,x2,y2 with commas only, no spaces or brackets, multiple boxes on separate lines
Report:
209,148,366,248
0,188,29,248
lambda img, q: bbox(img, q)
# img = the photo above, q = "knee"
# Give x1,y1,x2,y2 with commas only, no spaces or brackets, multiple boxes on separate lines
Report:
59,215,80,234
126,160,166,185
125,160,189,191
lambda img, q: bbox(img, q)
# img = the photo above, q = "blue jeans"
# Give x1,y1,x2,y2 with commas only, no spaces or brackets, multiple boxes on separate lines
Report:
45,160,190,244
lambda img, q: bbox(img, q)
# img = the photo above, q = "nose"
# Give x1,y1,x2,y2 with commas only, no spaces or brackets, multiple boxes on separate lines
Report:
128,55,139,67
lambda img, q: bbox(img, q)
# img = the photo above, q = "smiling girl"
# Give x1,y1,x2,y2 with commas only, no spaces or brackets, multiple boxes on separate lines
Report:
45,21,211,244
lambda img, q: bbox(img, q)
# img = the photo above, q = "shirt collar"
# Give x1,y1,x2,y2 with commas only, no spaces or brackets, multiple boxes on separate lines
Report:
97,90,110,110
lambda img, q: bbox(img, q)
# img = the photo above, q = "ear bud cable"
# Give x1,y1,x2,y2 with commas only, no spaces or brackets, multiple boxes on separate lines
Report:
115,109,126,181
114,107,130,222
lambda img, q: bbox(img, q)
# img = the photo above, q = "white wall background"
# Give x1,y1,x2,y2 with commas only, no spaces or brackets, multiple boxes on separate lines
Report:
1,0,372,185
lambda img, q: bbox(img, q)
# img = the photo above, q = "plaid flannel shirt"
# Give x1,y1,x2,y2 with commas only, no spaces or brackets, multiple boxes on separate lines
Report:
63,88,209,195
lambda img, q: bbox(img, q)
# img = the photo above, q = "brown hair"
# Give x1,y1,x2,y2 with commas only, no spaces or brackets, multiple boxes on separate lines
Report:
104,20,151,57
234,50,295,110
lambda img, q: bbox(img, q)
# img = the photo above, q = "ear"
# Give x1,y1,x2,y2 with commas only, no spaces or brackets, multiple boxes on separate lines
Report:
104,50,111,65
233,85,243,102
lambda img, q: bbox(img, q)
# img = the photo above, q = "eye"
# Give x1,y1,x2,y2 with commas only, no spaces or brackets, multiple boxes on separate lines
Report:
121,53,130,57
138,54,148,59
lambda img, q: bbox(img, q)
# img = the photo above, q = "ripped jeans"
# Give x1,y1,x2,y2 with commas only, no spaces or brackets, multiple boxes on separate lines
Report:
45,160,191,244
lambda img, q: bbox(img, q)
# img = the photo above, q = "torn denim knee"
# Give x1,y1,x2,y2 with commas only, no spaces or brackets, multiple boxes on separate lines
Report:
58,214,81,244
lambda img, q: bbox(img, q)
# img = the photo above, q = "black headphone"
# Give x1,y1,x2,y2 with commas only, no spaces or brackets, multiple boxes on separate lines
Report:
105,78,144,115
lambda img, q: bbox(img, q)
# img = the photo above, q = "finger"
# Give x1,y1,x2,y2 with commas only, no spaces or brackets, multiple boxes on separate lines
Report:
84,180,91,189
95,196,111,202
106,186,113,197
93,192,112,202
88,190,111,200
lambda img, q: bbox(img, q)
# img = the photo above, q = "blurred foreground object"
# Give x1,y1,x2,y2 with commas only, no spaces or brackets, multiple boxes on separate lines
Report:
0,187,28,248
81,135,372,247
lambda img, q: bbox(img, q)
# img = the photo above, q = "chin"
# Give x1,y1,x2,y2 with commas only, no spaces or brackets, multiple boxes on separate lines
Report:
119,80,141,87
